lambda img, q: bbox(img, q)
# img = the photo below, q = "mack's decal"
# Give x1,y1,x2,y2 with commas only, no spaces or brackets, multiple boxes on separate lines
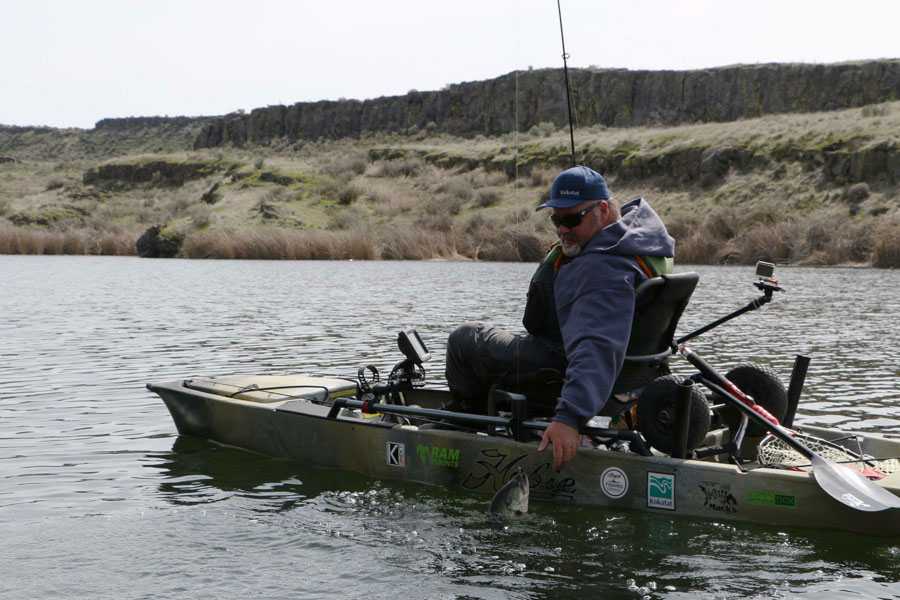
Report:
648,472,675,510
416,444,460,468
748,490,797,509
600,467,628,499
386,442,405,467
699,481,737,514
461,448,576,502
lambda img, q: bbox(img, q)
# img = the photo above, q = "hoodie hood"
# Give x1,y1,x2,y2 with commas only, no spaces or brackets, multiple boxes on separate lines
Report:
583,197,675,258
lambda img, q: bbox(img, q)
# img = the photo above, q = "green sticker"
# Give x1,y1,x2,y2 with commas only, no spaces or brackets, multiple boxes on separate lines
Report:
748,490,797,508
416,445,459,468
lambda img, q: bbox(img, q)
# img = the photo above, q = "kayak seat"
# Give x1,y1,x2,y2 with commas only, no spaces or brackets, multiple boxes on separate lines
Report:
493,271,700,417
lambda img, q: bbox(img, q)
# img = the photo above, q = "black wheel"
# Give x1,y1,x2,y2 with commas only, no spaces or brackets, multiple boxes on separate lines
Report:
637,375,711,454
715,363,787,437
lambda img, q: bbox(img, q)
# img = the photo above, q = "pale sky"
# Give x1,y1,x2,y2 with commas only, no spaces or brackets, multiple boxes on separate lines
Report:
3,0,898,129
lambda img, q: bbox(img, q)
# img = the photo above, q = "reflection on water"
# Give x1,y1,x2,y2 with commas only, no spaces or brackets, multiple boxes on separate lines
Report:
1,255,899,599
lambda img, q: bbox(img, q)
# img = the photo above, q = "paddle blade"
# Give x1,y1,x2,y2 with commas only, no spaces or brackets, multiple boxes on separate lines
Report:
812,454,900,512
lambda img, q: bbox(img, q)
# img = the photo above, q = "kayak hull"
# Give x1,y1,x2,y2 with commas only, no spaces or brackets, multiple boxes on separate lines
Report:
148,375,900,536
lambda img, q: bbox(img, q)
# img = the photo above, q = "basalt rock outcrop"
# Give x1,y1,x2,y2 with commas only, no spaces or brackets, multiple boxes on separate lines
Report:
194,60,900,148
82,159,237,188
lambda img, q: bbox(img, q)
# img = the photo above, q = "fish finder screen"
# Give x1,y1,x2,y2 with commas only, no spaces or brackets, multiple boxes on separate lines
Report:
399,329,431,364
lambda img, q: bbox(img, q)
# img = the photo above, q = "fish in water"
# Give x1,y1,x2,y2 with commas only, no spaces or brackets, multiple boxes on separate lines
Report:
488,467,529,517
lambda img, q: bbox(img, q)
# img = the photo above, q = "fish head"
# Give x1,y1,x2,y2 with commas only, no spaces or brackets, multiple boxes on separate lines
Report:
488,467,530,517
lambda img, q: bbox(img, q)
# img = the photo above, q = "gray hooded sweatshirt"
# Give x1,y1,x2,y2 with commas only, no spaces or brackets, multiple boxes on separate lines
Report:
553,197,675,428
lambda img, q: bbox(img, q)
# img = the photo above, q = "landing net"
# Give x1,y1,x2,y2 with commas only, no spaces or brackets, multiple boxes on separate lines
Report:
757,433,900,474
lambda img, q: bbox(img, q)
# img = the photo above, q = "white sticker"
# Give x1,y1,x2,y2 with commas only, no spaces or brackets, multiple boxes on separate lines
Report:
387,442,405,467
601,467,629,499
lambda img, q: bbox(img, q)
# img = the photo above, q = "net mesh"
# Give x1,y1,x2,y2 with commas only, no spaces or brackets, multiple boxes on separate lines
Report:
757,433,900,474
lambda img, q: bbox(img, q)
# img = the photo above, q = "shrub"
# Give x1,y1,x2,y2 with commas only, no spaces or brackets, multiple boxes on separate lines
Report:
320,152,368,176
473,227,546,261
327,204,369,230
527,122,555,138
46,178,67,191
474,188,502,208
871,219,900,268
425,193,464,217
201,182,221,204
416,212,453,232
478,169,511,186
703,207,739,240
371,157,424,178
437,178,474,201
847,182,870,204
529,167,556,187
187,203,213,228
336,181,363,205
461,211,486,233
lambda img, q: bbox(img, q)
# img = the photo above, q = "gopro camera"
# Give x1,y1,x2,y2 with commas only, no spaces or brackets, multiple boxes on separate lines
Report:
755,261,775,279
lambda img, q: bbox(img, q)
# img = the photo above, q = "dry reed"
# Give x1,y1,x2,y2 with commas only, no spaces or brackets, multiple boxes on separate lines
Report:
0,227,137,255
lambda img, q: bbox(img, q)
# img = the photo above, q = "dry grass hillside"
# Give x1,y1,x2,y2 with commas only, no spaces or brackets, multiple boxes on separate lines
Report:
1,101,898,266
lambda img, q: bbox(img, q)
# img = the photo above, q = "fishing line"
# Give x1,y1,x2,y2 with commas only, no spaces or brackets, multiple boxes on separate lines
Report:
514,1,523,459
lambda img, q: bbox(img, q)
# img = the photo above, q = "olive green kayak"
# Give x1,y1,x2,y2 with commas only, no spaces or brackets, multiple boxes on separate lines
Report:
147,373,900,537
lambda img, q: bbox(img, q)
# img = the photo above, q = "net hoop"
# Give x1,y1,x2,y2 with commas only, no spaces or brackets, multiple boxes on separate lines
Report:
757,432,900,475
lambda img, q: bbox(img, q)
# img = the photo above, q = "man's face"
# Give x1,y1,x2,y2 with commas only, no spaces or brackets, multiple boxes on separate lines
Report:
552,199,609,257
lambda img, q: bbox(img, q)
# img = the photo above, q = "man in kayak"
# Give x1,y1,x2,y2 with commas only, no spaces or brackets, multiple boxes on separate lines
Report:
445,165,675,470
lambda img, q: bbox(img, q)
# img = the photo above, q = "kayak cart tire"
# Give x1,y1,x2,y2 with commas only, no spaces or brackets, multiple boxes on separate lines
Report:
637,374,711,453
715,363,788,437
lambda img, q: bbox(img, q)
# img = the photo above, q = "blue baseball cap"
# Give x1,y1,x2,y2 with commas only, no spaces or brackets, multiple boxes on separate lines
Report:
536,165,610,210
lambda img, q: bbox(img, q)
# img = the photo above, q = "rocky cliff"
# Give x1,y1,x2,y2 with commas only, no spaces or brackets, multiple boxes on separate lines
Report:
193,60,900,148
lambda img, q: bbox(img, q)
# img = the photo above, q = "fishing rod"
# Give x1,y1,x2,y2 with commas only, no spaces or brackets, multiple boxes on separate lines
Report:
556,0,576,166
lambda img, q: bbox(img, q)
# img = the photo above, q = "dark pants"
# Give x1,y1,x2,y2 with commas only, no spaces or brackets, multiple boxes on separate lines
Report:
444,322,567,413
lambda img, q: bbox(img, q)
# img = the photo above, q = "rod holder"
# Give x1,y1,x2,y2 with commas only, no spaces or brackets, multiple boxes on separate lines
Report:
671,378,694,459
783,354,810,428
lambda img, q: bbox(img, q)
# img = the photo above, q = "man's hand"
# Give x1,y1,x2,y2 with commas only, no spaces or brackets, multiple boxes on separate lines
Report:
537,420,579,470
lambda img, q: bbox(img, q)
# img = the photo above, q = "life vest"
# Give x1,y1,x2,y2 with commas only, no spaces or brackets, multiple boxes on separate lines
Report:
521,243,673,353
522,243,566,353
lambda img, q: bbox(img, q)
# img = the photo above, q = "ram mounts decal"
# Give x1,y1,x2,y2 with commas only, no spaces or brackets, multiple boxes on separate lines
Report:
416,444,460,468
648,472,675,510
461,448,576,502
699,481,738,514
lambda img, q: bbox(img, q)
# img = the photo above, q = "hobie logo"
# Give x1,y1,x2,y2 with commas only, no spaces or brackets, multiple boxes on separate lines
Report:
648,472,675,510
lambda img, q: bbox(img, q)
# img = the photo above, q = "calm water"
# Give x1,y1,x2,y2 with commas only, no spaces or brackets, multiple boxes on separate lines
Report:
1,255,899,599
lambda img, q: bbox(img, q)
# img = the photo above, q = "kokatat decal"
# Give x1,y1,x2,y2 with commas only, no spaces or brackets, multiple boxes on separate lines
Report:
647,472,675,510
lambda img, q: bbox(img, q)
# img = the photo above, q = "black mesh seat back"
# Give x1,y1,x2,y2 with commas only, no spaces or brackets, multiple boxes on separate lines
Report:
627,272,699,357
612,271,699,394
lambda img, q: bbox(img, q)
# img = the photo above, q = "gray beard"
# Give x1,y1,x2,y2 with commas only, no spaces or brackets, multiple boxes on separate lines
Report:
560,241,581,257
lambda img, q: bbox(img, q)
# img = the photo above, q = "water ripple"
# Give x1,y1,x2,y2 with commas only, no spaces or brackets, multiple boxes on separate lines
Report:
1,256,899,598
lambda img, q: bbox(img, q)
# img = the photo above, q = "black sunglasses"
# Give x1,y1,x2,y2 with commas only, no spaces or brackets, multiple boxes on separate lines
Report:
548,200,603,229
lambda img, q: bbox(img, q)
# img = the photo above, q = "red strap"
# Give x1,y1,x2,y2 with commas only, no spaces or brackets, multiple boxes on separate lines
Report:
752,404,780,427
